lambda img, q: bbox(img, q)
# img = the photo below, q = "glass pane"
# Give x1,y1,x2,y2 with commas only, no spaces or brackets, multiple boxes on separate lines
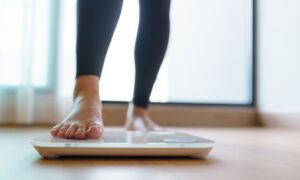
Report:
165,0,253,104
59,0,253,104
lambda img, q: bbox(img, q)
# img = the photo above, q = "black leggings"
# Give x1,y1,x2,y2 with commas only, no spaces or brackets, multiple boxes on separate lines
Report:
76,0,171,108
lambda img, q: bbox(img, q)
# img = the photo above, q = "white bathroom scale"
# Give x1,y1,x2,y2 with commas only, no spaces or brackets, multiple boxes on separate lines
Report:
31,130,215,158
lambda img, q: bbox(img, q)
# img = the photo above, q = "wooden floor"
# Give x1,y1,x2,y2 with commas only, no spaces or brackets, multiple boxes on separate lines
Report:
1,127,299,180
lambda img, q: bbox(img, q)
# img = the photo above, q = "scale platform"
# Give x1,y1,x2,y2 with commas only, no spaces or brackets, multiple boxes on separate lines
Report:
31,130,215,158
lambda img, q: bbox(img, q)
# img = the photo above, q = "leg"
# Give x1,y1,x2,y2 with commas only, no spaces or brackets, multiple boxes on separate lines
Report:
76,0,123,78
51,0,123,139
126,0,171,131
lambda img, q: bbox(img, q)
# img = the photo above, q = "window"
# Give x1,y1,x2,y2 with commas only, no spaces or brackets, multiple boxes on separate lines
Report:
0,0,254,105
59,0,254,105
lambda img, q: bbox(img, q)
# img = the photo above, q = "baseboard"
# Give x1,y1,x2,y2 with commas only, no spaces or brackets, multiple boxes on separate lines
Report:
102,103,258,127
258,112,300,129
0,102,257,127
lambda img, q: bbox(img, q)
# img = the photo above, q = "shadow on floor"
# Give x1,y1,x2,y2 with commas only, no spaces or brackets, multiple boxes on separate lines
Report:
32,154,221,167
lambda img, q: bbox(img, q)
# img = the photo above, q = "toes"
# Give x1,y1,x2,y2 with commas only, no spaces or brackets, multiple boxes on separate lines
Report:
50,123,63,137
65,124,78,138
87,121,104,139
74,126,86,139
56,124,70,138
51,122,101,139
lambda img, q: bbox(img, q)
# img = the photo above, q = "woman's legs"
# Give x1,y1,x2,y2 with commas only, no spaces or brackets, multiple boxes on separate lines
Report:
126,0,171,130
51,0,123,139
51,0,171,138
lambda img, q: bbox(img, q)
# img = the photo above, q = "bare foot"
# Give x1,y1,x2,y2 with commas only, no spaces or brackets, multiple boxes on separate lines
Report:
50,76,104,139
125,103,164,131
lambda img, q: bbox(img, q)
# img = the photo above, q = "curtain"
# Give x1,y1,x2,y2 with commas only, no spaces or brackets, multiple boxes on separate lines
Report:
0,0,74,125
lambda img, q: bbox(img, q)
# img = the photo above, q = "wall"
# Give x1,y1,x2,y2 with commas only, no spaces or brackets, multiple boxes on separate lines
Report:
257,0,300,127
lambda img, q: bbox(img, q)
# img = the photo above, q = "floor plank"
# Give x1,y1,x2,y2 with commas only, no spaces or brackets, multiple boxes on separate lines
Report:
0,127,299,180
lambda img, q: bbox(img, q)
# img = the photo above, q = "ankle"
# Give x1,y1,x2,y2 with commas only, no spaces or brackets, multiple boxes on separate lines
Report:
132,105,149,117
73,75,100,101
